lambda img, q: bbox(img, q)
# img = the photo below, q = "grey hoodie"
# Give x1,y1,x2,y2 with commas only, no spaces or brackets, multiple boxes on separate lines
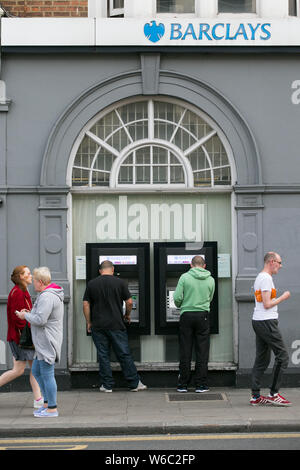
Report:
173,267,215,314
25,284,64,365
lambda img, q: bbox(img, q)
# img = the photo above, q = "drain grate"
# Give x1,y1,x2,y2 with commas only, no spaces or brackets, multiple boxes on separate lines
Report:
166,393,225,402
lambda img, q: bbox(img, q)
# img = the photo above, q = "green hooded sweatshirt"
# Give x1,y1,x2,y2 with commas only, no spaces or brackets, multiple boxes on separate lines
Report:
173,267,215,314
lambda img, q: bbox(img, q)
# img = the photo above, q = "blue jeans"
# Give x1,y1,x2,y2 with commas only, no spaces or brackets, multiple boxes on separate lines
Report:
91,329,140,390
31,359,57,409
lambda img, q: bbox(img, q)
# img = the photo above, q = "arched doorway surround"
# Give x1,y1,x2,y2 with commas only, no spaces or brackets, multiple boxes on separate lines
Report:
41,70,262,187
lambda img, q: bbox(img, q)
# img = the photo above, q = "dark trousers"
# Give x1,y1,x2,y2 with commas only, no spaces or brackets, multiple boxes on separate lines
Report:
178,311,210,388
251,319,289,396
91,328,140,390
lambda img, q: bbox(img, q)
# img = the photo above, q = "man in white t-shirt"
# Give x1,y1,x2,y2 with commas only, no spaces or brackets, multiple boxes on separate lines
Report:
250,252,291,406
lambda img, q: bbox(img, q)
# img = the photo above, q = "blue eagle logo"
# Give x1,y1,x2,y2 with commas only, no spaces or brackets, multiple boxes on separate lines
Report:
144,20,165,43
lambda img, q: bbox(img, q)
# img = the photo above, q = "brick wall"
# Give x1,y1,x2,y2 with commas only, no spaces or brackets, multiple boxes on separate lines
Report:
1,1,88,17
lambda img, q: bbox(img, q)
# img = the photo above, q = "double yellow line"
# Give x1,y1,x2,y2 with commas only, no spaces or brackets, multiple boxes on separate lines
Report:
0,432,300,447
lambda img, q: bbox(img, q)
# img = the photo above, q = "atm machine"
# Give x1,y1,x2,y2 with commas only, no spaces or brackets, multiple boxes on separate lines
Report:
154,242,218,335
86,243,150,335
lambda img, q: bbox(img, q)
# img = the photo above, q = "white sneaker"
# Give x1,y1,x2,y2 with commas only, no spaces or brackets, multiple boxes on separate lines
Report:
131,381,147,392
33,398,44,409
99,385,112,393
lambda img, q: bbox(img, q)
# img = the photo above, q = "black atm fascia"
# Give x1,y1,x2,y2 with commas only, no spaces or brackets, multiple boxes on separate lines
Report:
154,242,219,335
86,243,150,335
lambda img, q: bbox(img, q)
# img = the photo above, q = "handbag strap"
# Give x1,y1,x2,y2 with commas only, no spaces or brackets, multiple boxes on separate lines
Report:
22,295,31,327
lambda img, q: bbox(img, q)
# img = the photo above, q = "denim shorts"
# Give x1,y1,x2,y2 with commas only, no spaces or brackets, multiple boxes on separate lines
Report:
9,341,35,362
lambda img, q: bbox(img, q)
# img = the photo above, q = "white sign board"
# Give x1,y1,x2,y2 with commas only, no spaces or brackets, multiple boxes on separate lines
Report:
99,255,137,265
2,18,300,47
167,254,205,265
218,253,231,278
76,256,86,280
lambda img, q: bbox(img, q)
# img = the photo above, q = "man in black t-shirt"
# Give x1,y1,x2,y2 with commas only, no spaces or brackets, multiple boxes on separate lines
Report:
83,260,146,393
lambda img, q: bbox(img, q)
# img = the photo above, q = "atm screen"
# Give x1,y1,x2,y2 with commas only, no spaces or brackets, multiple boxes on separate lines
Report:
99,255,137,265
166,289,180,321
167,254,205,264
128,284,139,323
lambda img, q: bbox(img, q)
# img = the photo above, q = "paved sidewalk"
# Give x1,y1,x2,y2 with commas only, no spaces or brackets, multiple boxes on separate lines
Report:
0,387,300,438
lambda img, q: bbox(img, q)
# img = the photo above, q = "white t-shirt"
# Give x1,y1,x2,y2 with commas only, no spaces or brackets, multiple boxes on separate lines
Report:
252,272,278,321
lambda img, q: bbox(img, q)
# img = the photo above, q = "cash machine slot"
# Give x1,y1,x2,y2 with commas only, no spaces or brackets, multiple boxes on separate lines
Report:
86,243,150,335
154,242,218,335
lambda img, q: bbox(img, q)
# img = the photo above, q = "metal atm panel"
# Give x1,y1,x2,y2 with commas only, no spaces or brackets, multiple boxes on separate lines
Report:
154,242,218,335
86,243,150,335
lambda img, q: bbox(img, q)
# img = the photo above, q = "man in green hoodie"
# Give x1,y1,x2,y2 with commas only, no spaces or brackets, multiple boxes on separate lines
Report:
173,255,215,393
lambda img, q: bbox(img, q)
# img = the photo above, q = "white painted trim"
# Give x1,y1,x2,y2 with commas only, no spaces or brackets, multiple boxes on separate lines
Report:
88,0,107,17
109,139,193,188
218,0,257,15
109,0,124,17
66,191,74,368
196,0,218,17
69,96,234,191
231,190,239,365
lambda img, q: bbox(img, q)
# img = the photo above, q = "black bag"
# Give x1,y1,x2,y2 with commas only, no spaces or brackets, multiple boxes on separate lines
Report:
19,322,34,349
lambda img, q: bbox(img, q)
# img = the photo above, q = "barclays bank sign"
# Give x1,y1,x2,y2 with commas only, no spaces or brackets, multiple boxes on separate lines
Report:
143,20,271,44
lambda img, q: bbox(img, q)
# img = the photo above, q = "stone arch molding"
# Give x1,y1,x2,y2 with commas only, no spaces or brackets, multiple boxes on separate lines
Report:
40,70,262,188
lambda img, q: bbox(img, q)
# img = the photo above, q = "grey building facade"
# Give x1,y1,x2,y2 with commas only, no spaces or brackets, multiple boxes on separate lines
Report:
1,6,300,390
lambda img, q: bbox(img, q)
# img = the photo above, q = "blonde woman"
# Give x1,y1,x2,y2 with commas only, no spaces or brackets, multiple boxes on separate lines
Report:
16,267,64,418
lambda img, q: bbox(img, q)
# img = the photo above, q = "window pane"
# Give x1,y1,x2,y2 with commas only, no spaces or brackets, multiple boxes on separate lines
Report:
181,110,213,140
91,171,110,187
136,147,150,165
218,0,256,13
188,147,208,172
74,135,98,165
153,146,168,164
136,166,151,184
214,166,231,185
154,121,176,141
93,149,113,173
118,166,133,184
114,0,124,8
154,101,183,122
106,129,131,151
118,102,148,124
204,136,229,168
72,168,89,186
127,122,148,141
157,0,195,13
173,128,196,151
289,0,297,16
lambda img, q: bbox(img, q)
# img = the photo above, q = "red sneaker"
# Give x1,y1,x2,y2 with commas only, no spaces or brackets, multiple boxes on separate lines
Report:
266,393,291,407
250,395,270,406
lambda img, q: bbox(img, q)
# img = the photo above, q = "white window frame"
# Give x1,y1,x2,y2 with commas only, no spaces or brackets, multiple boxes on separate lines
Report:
69,97,235,193
109,0,124,17
156,0,196,17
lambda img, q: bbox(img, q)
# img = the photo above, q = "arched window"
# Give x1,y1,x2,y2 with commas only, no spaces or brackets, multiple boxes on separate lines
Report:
72,98,232,189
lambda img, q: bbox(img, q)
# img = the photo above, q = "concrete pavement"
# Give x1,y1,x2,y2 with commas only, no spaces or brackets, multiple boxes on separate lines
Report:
0,387,300,438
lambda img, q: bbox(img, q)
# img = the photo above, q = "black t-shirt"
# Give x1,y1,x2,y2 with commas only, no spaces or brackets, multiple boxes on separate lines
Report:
83,275,131,331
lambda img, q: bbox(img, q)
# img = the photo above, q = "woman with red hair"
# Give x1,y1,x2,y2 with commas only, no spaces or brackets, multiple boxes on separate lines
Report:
0,266,42,408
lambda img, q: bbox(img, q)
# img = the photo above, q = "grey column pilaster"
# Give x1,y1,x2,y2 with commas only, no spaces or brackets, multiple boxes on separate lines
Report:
0,86,11,367
0,88,11,298
234,188,264,302
38,194,70,300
